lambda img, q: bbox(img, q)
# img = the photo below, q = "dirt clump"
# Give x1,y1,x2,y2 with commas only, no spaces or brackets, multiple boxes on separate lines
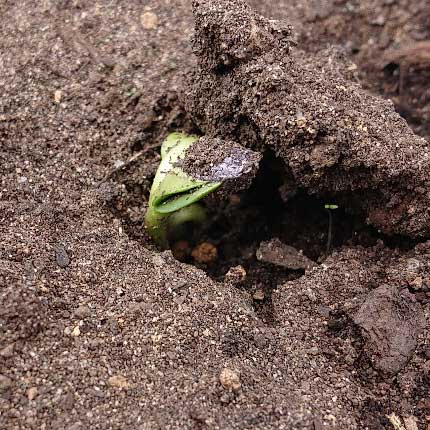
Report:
182,0,430,238
182,135,262,197
354,284,425,374
256,237,316,270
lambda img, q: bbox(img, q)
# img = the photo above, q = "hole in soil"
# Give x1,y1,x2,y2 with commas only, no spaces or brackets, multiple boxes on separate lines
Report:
164,150,412,321
111,148,422,322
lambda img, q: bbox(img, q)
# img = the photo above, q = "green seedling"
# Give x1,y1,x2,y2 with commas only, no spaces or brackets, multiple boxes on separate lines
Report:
324,203,338,255
145,133,221,248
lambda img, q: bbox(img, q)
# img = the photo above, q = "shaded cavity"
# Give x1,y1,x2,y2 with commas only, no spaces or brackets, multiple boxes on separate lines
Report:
109,148,424,324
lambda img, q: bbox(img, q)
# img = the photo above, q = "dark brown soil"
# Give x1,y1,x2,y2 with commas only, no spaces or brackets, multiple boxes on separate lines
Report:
1,1,429,429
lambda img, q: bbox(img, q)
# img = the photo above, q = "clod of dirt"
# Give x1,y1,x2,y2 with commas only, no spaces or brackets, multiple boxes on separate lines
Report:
256,237,316,270
224,265,246,284
192,0,294,71
353,284,425,374
219,368,241,391
191,242,218,263
182,136,261,198
1,283,47,343
183,0,430,237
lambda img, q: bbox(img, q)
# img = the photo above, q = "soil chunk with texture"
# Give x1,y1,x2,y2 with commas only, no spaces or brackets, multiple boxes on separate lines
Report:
256,237,316,270
353,284,425,375
182,136,261,197
182,0,430,237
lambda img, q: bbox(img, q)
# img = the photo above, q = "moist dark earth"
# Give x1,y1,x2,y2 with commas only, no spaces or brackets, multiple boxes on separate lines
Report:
1,1,430,429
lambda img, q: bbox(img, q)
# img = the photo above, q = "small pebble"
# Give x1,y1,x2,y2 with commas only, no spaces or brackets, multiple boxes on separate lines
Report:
74,305,91,319
108,375,129,389
54,244,70,268
253,289,265,301
54,90,62,103
27,387,38,401
141,12,158,29
0,343,15,358
219,368,241,391
0,374,12,392
224,265,246,284
409,277,423,290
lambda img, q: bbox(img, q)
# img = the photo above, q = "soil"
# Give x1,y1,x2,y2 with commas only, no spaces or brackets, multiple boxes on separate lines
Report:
1,1,429,430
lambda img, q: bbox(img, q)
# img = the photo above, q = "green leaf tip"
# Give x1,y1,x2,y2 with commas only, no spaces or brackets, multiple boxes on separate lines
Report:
144,132,221,248
324,204,339,210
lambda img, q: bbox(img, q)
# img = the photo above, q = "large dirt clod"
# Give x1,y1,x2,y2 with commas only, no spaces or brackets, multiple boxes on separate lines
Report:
353,284,425,375
182,0,430,237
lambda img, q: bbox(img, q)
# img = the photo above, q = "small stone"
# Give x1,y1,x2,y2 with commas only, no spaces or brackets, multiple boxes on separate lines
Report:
0,343,15,358
224,265,246,284
108,375,129,389
61,392,76,410
0,374,12,392
27,387,38,401
403,415,418,430
219,368,241,391
253,289,265,301
256,238,316,270
371,15,386,26
54,90,62,103
308,346,319,355
192,242,217,264
409,277,423,290
74,305,91,319
228,194,241,206
406,258,421,274
54,244,70,268
141,12,158,29
71,326,81,337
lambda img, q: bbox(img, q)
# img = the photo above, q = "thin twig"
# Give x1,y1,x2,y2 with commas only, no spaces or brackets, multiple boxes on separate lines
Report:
96,142,160,187
57,24,115,69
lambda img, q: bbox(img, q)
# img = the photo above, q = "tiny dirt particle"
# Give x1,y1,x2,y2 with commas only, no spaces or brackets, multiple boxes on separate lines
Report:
0,374,12,392
253,289,265,301
0,343,15,358
192,242,217,264
54,244,70,268
141,12,158,29
27,387,38,401
224,265,246,284
219,368,241,391
108,375,129,389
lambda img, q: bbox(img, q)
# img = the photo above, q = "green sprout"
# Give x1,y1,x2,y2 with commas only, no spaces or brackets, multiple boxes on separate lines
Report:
324,203,338,255
145,133,221,248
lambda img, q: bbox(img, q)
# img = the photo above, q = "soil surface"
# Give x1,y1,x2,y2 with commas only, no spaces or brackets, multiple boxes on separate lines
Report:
1,1,430,429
